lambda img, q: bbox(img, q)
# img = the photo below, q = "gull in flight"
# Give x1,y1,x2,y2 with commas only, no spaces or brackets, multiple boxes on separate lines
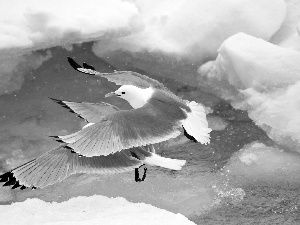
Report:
0,100,186,189
59,57,212,158
0,57,211,189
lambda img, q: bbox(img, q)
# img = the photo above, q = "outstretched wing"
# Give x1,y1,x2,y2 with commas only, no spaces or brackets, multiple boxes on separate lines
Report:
51,98,119,123
67,57,166,90
56,99,185,157
0,144,151,189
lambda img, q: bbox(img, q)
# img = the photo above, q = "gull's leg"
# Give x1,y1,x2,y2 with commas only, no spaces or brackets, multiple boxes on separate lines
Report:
140,167,147,181
135,164,147,182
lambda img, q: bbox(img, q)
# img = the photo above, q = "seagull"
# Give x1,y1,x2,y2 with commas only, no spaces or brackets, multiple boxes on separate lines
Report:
58,57,212,158
0,100,186,189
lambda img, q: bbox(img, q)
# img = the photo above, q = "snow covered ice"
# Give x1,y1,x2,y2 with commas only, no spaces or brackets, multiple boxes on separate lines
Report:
224,142,300,185
198,32,300,150
271,0,300,51
0,195,196,225
93,0,286,61
1,0,300,224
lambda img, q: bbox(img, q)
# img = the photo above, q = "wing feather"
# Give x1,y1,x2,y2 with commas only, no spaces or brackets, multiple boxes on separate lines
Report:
67,57,168,90
41,153,68,187
0,145,154,189
20,153,55,186
51,98,119,123
30,152,63,187
58,101,183,157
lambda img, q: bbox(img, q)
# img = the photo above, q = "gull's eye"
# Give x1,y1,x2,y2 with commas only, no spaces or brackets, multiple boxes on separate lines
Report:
121,92,125,94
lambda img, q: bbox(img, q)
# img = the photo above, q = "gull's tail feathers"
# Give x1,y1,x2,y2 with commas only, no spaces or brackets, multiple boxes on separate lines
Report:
143,154,186,170
182,101,211,144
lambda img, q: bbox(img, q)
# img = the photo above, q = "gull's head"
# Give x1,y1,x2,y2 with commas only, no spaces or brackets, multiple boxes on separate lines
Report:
105,85,154,109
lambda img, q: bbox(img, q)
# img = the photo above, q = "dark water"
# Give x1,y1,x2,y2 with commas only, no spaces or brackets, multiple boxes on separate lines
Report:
0,44,300,224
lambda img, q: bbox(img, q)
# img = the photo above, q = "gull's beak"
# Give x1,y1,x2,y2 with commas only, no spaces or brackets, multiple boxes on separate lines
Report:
105,92,118,98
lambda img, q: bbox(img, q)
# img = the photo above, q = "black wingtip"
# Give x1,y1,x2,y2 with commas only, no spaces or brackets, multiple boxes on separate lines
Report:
49,135,59,138
49,98,85,120
12,181,22,189
49,98,66,108
0,171,11,183
183,126,197,143
67,57,98,76
49,97,62,104
49,136,65,143
67,57,82,71
3,177,16,186
20,185,27,190
50,98,71,111
83,62,95,70
0,172,29,190
0,172,17,187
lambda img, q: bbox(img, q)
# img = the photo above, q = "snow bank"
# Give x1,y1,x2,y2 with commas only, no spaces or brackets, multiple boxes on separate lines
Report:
0,195,195,225
0,0,139,50
198,33,300,150
93,0,286,60
0,0,139,95
0,0,287,95
1,0,285,56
